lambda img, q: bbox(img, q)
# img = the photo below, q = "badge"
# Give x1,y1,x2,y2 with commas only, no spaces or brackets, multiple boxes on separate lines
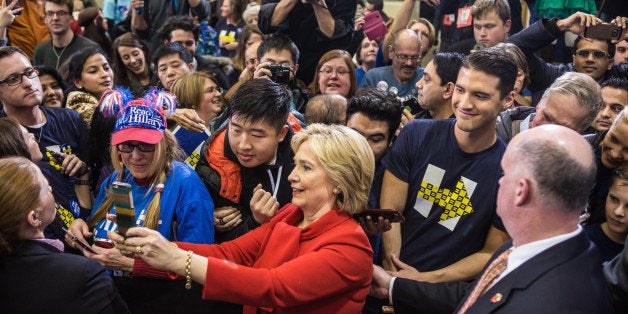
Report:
443,14,455,26
490,293,503,303
457,6,473,28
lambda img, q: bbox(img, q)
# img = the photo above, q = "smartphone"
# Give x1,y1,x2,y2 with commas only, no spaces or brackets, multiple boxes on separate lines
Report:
112,181,135,237
363,10,387,40
94,238,114,249
353,209,405,223
62,227,97,254
7,0,22,15
403,97,421,115
584,23,622,41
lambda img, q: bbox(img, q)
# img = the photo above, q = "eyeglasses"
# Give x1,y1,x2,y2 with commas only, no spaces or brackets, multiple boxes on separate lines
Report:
0,67,39,86
318,67,351,77
390,46,421,62
44,10,70,18
575,49,608,59
205,86,223,94
117,142,156,153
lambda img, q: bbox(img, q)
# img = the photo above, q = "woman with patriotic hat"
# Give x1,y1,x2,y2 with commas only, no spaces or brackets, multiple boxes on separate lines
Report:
65,91,215,311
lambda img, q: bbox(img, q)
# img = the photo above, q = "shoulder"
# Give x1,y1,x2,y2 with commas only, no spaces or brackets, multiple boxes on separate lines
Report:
41,106,83,121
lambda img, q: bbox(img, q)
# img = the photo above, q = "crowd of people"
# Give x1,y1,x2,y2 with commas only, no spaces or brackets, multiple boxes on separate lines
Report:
0,0,627,313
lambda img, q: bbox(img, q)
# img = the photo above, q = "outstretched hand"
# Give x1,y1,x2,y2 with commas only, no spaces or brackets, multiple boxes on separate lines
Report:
110,227,183,271
388,254,437,283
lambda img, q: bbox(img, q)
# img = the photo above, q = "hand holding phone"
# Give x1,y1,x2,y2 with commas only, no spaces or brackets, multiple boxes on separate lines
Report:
63,227,97,253
353,208,405,223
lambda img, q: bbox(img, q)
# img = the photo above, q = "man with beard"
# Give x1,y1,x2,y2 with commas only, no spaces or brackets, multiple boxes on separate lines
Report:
361,29,424,104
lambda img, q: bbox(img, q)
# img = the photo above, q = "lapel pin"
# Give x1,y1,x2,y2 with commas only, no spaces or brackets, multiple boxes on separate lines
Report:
490,293,503,303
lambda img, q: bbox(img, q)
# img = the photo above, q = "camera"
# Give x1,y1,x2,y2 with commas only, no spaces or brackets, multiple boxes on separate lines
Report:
267,64,292,85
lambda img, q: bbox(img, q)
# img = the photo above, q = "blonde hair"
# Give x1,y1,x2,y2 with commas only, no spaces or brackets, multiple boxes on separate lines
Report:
291,124,374,214
88,131,184,229
0,157,42,256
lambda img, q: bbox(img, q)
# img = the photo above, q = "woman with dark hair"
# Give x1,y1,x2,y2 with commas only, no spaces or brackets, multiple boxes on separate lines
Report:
65,46,114,127
36,65,68,108
354,37,379,86
78,8,113,57
309,49,358,99
111,32,158,98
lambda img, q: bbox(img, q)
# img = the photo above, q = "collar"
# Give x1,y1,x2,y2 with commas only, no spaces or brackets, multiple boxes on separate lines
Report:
501,225,582,278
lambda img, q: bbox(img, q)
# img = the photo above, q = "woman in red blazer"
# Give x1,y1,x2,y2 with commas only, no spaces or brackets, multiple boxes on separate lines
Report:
110,124,376,313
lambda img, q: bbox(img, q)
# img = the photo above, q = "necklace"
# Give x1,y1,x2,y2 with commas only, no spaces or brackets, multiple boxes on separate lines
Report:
53,44,68,69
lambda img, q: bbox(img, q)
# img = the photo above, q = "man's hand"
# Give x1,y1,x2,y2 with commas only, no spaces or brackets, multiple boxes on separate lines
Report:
250,184,279,224
610,16,628,43
389,254,437,283
358,216,392,235
557,12,602,36
253,61,273,79
213,206,243,232
370,265,393,299
56,152,88,177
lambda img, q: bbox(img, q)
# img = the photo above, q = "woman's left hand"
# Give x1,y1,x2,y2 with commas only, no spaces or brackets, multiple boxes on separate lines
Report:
83,244,135,272
110,227,183,271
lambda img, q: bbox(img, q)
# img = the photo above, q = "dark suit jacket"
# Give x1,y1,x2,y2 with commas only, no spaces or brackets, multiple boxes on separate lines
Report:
392,232,614,313
0,240,129,313
605,236,628,311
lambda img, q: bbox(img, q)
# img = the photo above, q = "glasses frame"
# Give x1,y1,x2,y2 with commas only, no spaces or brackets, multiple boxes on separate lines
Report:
390,46,422,63
575,49,608,59
318,67,351,77
0,67,39,86
116,142,157,153
44,10,70,18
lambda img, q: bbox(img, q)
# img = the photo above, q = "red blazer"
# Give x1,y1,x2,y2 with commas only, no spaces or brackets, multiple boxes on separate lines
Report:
135,204,373,313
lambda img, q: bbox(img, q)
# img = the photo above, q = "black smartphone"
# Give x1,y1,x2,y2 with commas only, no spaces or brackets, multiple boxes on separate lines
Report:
403,97,421,115
7,0,22,15
94,238,114,249
584,23,622,41
353,209,405,223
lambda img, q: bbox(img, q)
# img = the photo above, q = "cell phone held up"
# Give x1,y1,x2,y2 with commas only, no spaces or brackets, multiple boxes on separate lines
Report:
353,209,405,223
112,181,135,237
584,23,622,41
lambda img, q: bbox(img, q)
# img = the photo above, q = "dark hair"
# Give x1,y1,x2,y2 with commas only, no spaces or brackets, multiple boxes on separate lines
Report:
158,15,200,42
35,65,68,92
601,76,628,91
346,87,403,142
432,52,464,87
153,42,193,69
0,117,31,160
518,138,596,212
355,37,380,65
0,46,29,62
225,0,246,23
66,46,108,87
44,0,73,13
111,32,153,96
366,0,384,11
257,33,299,65
462,47,517,99
574,37,615,58
78,8,112,56
227,78,291,132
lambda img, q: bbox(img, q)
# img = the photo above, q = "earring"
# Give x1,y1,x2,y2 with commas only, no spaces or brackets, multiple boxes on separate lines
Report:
36,219,42,226
333,188,339,194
